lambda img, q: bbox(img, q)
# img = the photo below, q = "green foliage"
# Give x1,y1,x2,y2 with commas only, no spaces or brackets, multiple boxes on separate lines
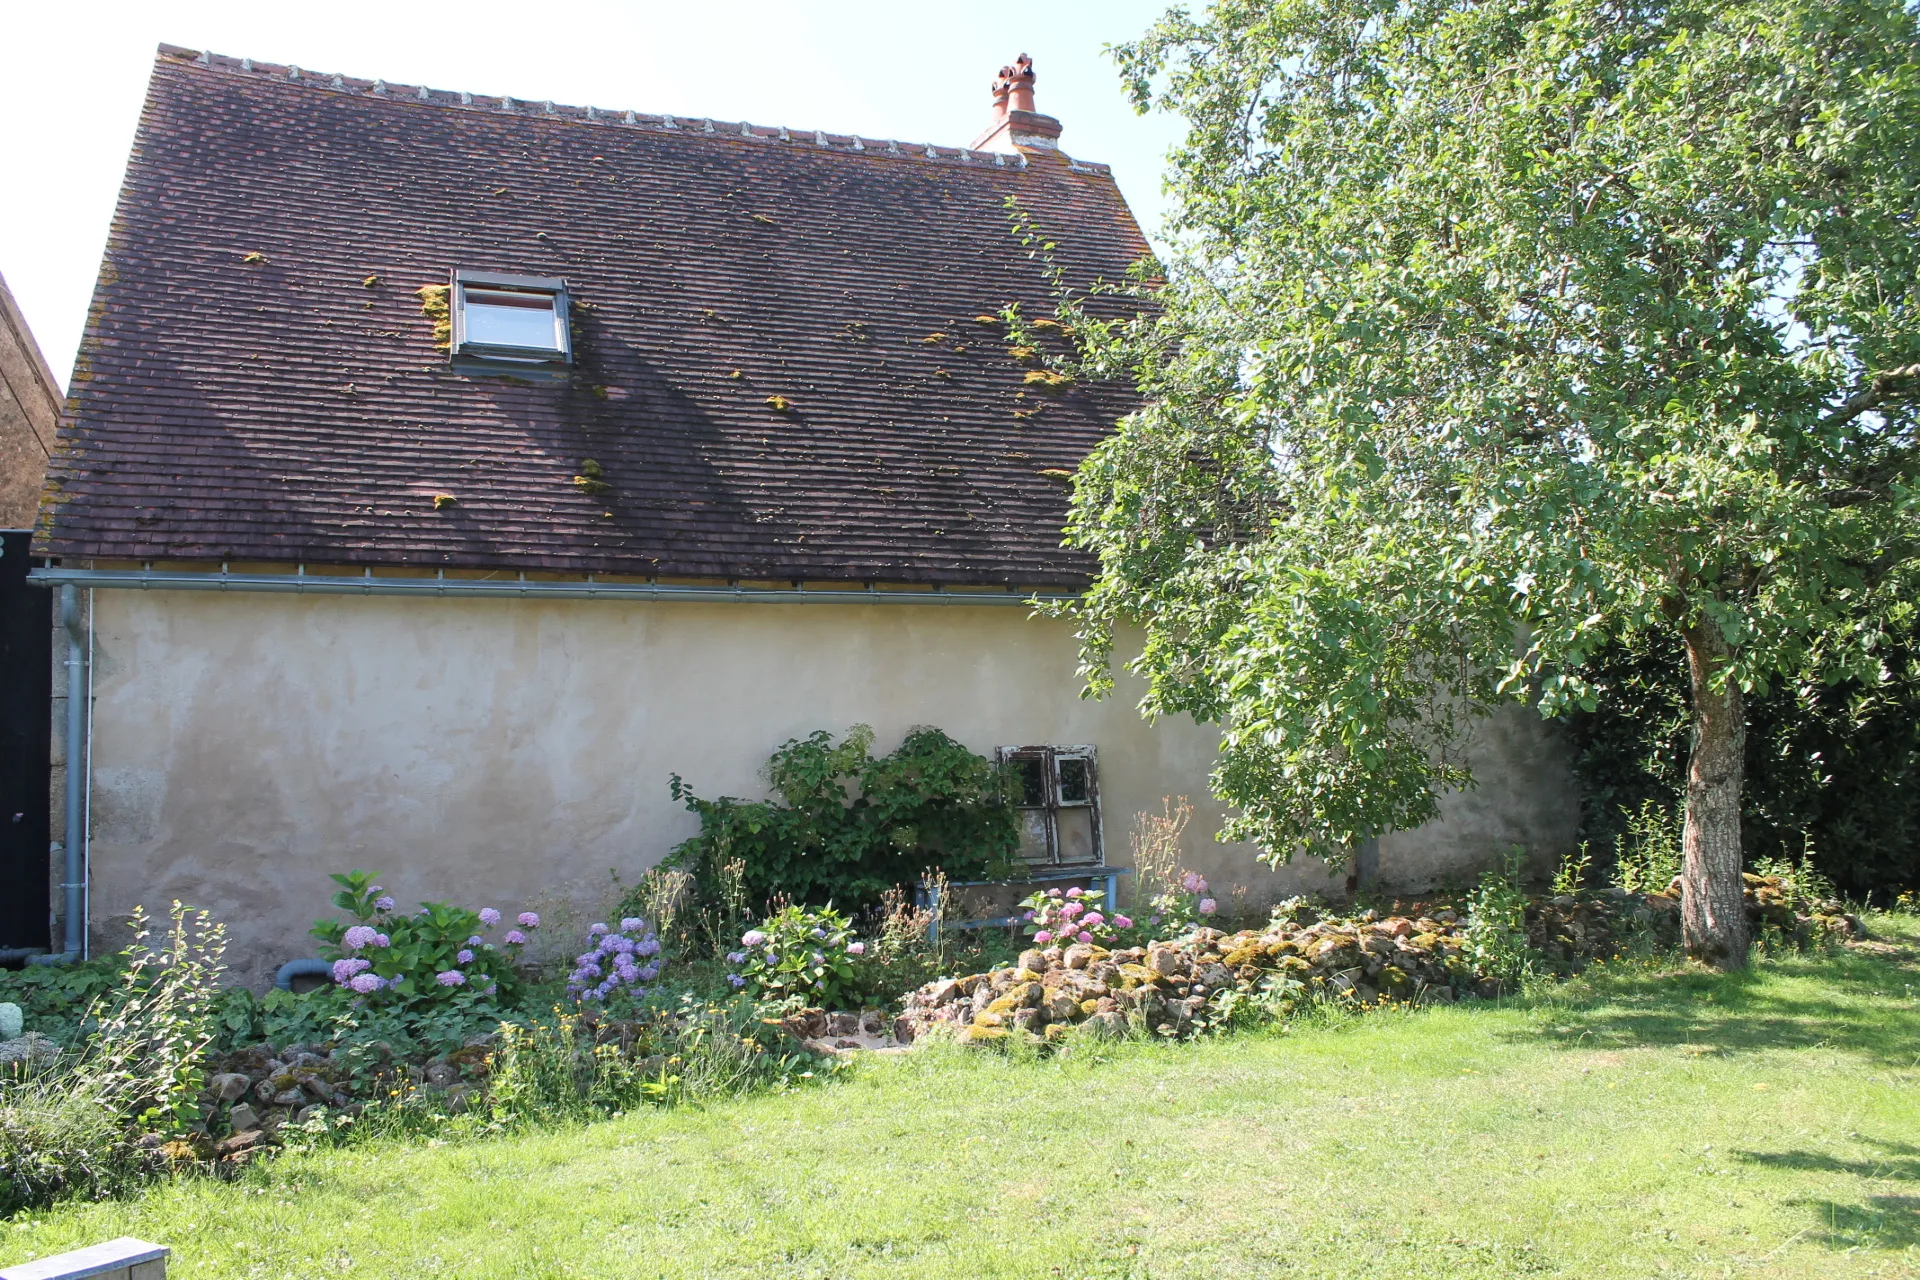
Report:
1612,801,1685,895
730,905,867,1008
311,870,531,1009
667,725,1020,912
488,996,812,1126
0,958,125,1045
1465,853,1535,985
1,904,226,1215
1056,0,1920,879
1568,630,1920,898
1551,844,1594,898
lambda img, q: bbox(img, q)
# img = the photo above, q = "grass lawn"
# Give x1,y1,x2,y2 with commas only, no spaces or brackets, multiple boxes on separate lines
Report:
4,919,1917,1279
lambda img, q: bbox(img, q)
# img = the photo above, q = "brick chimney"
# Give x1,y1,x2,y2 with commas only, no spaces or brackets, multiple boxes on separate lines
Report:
971,53,1064,154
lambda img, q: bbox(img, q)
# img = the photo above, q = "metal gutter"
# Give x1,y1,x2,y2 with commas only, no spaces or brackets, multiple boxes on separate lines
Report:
27,565,1079,607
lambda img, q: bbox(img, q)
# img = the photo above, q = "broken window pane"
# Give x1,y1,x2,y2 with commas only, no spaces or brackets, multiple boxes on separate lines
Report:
1057,756,1090,805
1009,755,1047,808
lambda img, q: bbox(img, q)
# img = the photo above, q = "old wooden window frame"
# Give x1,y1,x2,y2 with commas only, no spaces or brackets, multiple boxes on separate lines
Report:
995,744,1103,867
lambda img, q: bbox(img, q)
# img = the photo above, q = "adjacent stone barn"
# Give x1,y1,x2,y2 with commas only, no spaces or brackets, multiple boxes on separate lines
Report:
30,46,1576,980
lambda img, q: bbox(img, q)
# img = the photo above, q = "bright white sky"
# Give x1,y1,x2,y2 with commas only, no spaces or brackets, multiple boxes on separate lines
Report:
1,0,1186,391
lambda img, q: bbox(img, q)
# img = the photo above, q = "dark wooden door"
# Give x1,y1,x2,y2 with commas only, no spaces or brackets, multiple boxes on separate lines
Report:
0,530,50,949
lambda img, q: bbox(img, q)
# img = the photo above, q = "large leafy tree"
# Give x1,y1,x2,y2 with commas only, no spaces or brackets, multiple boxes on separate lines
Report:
1064,0,1920,967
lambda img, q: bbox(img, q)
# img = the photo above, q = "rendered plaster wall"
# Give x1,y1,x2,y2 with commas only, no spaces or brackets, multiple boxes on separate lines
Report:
79,590,1578,982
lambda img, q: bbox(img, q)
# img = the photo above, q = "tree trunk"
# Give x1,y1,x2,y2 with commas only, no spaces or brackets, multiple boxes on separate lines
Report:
1680,623,1752,969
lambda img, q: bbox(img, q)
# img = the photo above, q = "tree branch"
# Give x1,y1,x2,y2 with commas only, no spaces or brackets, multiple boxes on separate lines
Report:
1821,363,1920,432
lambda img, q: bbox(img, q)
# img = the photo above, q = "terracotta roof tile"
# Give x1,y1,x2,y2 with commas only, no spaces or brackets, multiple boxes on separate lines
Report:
38,46,1151,586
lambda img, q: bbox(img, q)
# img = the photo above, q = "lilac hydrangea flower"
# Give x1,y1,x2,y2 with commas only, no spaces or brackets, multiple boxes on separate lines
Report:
1199,898,1218,916
456,949,475,964
373,895,396,911
846,941,866,955
621,917,643,932
637,938,661,957
517,912,540,929
342,924,379,952
348,973,384,994
331,957,371,983
1182,872,1207,894
726,951,746,964
466,935,485,947
742,930,767,947
505,929,527,945
727,973,747,988
478,908,502,927
638,962,660,981
435,970,466,987
609,936,634,954
373,933,390,948
589,922,609,936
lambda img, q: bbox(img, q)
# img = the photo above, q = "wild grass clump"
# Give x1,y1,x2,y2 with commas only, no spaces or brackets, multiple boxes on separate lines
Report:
0,904,225,1216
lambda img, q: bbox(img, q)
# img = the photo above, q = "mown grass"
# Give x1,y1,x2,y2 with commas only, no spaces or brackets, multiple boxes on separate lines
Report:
3,917,1917,1279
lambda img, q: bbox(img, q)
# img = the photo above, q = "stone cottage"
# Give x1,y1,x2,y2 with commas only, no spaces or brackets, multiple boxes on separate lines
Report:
27,46,1576,979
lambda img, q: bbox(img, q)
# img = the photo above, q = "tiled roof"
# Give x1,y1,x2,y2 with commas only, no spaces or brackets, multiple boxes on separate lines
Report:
37,46,1152,587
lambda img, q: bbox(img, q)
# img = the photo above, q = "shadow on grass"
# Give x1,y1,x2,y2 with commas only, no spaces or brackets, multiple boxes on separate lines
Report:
1735,1138,1920,1183
1504,941,1920,1069
1786,1195,1920,1250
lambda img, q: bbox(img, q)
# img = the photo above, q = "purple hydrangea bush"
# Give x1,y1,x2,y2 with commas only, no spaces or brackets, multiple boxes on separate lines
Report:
728,905,867,1008
312,869,537,1007
1019,885,1131,948
567,916,665,1007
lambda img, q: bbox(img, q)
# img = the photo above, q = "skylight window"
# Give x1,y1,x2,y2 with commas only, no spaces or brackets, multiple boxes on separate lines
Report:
449,269,571,380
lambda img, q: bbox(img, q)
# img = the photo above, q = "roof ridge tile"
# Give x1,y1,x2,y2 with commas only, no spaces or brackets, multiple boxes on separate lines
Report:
153,44,1113,175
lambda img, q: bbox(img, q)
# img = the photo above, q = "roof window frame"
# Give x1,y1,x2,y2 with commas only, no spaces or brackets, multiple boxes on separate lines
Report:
448,268,572,381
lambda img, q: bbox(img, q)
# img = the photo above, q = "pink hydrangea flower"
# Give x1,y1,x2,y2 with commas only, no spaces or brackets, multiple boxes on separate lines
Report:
342,924,379,952
742,930,767,947
505,929,527,945
1033,930,1053,945
1182,872,1207,894
1077,930,1093,944
1066,886,1084,899
1083,912,1104,928
331,957,370,983
1048,888,1063,898
1199,898,1218,915
1113,915,1133,929
478,908,501,927
517,912,540,929
435,970,466,987
846,941,866,956
1060,902,1084,920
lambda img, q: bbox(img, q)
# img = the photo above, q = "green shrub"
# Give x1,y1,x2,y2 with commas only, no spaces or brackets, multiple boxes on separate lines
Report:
1612,800,1683,895
1464,853,1534,985
1567,629,1920,900
728,905,868,1008
665,725,1021,914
